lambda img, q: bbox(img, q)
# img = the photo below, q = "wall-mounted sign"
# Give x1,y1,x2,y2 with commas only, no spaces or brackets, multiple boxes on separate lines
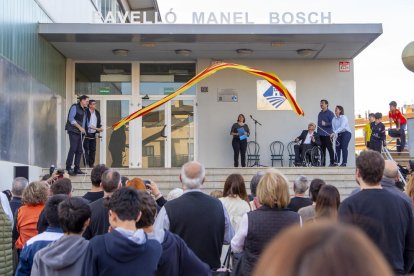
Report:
200,86,208,93
99,87,110,94
164,87,175,94
218,88,238,102
257,80,296,111
339,61,351,72
95,11,332,25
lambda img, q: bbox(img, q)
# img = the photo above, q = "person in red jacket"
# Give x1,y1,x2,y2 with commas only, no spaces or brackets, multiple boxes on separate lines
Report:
389,101,407,153
15,182,48,255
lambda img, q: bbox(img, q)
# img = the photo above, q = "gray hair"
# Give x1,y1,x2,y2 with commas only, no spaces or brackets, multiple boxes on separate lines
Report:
250,171,265,197
293,175,309,194
180,161,205,190
383,160,399,179
12,177,28,197
166,188,184,201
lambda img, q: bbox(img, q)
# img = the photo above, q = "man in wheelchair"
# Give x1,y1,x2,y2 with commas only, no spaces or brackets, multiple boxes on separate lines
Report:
293,123,322,166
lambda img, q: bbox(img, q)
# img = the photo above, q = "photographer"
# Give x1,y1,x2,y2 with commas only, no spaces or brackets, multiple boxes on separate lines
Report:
65,95,89,176
84,99,102,168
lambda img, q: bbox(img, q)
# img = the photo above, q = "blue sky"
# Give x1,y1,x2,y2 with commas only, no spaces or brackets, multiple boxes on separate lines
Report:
157,0,414,116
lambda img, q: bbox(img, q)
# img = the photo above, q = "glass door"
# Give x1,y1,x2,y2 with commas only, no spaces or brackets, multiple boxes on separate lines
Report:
171,99,195,167
141,100,166,168
105,100,130,167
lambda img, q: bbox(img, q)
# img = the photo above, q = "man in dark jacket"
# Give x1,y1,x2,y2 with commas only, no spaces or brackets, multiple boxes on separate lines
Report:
293,122,321,166
137,191,210,276
83,99,103,168
10,177,27,215
32,197,91,276
83,188,162,276
83,169,120,240
317,99,335,166
339,150,414,275
65,95,89,176
154,161,233,270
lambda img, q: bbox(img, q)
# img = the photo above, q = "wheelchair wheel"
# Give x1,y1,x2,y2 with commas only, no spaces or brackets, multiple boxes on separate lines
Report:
310,147,322,167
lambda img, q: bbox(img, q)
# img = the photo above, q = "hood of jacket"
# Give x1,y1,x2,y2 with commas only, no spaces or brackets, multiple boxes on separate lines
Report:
39,235,89,270
104,229,149,263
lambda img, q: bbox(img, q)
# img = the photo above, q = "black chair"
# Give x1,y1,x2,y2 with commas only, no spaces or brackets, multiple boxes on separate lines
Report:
303,146,323,167
287,141,296,167
247,141,260,167
270,141,284,167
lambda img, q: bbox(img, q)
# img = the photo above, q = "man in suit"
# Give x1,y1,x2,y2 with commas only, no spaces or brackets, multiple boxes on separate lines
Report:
294,122,321,166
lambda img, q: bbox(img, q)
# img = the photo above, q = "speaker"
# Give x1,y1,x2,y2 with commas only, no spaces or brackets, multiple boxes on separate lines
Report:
14,166,29,179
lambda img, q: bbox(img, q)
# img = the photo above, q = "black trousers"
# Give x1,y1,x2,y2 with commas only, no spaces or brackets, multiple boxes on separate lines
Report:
320,135,335,166
294,144,313,164
66,132,83,170
83,134,97,167
396,124,406,153
232,139,247,167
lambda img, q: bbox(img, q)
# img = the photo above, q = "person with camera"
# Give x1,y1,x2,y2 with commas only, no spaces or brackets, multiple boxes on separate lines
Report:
84,99,103,168
65,95,89,176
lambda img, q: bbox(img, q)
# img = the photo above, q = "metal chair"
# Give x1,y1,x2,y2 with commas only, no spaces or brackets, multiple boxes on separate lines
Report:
303,146,323,167
287,141,296,167
270,141,284,167
247,141,260,167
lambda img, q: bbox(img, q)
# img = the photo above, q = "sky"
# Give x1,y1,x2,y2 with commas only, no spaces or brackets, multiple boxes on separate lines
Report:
157,0,414,116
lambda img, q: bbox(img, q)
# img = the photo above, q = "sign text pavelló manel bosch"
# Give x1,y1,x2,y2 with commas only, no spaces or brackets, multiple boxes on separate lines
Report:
94,10,332,24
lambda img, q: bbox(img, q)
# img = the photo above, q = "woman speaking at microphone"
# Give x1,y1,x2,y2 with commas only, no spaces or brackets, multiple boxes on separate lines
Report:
230,114,250,167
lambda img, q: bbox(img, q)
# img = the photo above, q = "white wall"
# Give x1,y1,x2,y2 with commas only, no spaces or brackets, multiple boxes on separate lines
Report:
0,161,43,191
36,0,99,23
196,59,355,168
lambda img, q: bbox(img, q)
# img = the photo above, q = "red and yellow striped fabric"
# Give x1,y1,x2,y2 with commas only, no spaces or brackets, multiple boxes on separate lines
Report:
112,62,304,130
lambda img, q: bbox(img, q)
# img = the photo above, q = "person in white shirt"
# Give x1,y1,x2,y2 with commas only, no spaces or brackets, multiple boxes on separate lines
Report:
331,105,352,167
219,174,251,232
293,123,321,166
83,100,103,167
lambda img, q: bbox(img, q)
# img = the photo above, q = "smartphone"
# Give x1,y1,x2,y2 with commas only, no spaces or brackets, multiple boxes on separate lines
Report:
57,169,65,179
49,165,55,176
144,180,151,189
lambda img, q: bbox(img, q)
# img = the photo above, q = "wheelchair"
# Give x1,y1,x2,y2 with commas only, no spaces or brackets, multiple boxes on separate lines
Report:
302,146,323,167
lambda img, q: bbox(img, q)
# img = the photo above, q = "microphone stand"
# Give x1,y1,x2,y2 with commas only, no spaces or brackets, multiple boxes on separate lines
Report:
250,115,262,167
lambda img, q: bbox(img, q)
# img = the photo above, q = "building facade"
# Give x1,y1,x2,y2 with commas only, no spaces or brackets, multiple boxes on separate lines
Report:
0,0,382,188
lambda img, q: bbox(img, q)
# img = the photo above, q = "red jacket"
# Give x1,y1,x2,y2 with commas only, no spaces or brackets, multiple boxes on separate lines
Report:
15,204,44,249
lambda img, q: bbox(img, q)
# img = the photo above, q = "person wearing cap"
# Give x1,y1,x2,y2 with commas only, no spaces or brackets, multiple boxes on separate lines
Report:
389,101,407,153
65,95,89,176
83,99,102,168
369,112,386,153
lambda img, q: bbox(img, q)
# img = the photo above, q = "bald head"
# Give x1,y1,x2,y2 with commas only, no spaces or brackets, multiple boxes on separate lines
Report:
383,160,399,179
180,161,205,189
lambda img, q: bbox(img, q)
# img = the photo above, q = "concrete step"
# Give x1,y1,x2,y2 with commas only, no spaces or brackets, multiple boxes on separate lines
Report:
45,167,359,200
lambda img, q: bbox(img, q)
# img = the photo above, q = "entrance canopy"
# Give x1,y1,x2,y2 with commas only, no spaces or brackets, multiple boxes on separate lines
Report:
38,23,382,61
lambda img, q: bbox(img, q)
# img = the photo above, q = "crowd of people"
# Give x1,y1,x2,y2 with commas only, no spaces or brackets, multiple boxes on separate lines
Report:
363,100,408,154
0,150,414,275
